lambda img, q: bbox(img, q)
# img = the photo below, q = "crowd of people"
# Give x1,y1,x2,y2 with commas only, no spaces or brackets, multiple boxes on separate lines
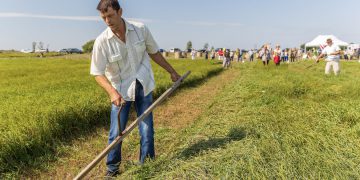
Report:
189,43,360,69
205,46,306,68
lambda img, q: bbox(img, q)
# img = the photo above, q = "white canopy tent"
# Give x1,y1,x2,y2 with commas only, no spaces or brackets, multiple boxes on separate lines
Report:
305,35,349,51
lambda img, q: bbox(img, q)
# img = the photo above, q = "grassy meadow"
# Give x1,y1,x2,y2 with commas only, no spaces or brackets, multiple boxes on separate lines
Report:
0,51,64,58
0,54,222,177
118,61,360,179
1,53,360,179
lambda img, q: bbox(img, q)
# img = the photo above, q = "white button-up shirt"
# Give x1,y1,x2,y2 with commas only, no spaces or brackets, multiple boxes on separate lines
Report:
90,19,159,101
322,44,341,62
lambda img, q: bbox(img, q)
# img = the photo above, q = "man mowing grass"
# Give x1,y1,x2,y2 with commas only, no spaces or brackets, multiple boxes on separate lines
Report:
316,38,341,75
90,0,181,177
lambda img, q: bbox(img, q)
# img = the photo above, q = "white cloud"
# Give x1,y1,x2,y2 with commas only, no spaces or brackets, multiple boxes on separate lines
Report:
0,12,153,23
176,20,244,27
0,12,101,21
126,18,154,23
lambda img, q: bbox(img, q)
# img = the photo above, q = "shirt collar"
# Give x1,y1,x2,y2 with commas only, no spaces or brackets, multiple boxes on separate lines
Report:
107,18,134,40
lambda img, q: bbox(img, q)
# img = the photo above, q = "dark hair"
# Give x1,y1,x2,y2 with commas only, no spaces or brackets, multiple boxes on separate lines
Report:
97,0,121,12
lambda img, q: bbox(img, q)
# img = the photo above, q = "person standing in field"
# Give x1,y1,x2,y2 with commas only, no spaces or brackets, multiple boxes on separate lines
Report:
248,49,254,62
205,50,209,60
223,49,231,68
273,45,281,66
312,48,319,60
211,49,215,60
90,0,181,177
230,50,234,61
218,49,224,60
280,49,285,62
259,46,270,66
240,49,245,63
191,49,196,60
297,48,303,61
290,48,296,62
284,49,289,63
235,48,240,62
316,38,341,75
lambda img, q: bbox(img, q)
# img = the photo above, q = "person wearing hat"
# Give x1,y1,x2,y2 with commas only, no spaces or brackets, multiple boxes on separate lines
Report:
316,38,341,75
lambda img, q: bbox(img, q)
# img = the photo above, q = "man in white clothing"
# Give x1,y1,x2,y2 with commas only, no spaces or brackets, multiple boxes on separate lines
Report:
91,0,180,177
316,38,341,75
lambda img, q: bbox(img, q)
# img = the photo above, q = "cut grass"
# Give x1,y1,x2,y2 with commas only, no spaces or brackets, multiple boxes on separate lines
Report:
119,61,360,179
3,58,360,179
0,55,222,178
27,61,239,179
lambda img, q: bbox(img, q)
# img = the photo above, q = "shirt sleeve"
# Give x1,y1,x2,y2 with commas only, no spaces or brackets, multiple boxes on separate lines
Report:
90,40,108,76
335,45,341,51
144,25,159,54
321,48,327,55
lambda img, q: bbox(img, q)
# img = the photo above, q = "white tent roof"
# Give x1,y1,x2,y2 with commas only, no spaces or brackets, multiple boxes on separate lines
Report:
305,35,349,47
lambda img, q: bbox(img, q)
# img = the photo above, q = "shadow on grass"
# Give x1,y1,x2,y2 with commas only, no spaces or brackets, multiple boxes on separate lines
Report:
0,106,110,177
179,127,247,160
1,67,224,178
121,127,247,179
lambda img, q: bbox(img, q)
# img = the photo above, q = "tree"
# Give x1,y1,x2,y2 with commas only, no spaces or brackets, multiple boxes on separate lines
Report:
32,42,36,53
186,41,192,50
37,41,44,50
203,43,209,50
37,42,44,57
82,40,95,53
300,43,305,49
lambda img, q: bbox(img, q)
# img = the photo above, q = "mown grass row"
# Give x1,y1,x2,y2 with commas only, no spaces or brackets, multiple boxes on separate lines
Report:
0,56,222,176
120,61,360,179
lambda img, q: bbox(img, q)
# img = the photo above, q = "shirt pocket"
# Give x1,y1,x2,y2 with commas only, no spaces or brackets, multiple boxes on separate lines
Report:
134,40,146,63
107,53,126,78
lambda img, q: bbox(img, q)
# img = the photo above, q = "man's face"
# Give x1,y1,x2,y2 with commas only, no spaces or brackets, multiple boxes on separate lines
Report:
326,39,333,46
100,7,122,30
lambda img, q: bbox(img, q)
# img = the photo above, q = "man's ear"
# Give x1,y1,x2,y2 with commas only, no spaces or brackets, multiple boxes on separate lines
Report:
117,8,123,16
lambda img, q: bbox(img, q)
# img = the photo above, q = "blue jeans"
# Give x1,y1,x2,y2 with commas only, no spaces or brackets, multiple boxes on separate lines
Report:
106,80,155,173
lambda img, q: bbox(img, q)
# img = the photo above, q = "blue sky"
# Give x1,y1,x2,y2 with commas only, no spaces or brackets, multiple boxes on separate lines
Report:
0,0,359,51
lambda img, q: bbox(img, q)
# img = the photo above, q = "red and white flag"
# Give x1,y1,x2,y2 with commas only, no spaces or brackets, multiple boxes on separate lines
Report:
319,44,327,50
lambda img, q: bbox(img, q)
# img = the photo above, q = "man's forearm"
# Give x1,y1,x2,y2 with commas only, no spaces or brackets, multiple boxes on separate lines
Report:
95,75,118,99
317,54,325,59
149,52,177,74
331,51,341,55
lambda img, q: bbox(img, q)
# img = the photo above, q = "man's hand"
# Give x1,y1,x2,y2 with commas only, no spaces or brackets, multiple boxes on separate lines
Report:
170,72,181,82
95,75,126,107
149,52,181,82
110,91,126,107
316,54,325,63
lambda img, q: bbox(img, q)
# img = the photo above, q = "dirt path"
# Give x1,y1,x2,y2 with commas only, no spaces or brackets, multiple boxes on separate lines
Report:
26,66,240,179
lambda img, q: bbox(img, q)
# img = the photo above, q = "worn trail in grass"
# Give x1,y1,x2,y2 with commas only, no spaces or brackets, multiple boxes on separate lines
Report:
0,56,222,178
27,62,240,179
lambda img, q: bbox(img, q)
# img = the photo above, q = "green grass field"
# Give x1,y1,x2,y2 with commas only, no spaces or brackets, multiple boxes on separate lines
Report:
1,54,360,179
0,51,64,58
0,55,222,177
119,61,360,179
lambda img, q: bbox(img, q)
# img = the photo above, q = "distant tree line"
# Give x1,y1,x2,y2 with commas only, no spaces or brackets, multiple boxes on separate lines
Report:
82,40,95,53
